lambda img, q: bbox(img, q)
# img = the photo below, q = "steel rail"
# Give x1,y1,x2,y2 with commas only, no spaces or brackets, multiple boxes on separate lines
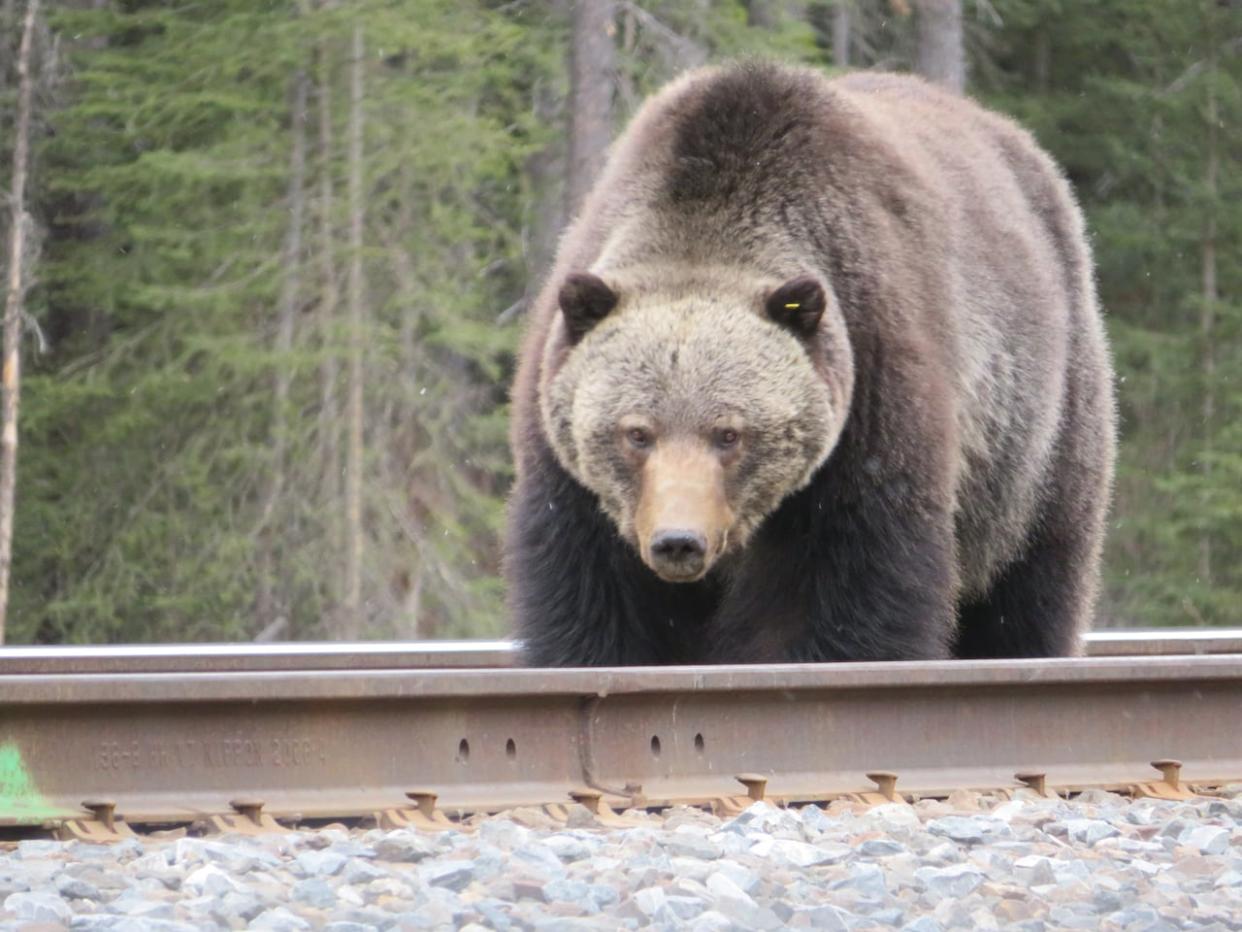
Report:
0,639,516,675
1083,627,1242,656
0,628,1239,675
1,654,1240,828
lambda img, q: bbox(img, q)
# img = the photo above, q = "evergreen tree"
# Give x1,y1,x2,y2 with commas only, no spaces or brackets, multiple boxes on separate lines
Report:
2,0,1238,641
15,0,548,641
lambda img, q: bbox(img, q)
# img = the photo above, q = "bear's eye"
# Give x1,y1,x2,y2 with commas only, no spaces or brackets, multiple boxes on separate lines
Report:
626,427,651,449
715,428,740,449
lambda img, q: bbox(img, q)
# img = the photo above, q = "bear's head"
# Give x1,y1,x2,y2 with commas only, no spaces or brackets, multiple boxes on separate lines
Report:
540,269,854,583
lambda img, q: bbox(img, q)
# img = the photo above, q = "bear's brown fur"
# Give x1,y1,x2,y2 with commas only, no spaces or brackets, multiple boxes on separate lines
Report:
506,62,1116,665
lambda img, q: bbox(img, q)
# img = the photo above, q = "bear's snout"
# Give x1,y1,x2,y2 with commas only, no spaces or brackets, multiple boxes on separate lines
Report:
634,439,733,582
649,528,708,580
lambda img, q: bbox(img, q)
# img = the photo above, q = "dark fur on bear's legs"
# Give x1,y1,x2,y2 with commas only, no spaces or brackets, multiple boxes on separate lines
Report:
708,476,957,663
953,448,1105,658
953,529,1089,658
953,337,1113,659
507,443,720,666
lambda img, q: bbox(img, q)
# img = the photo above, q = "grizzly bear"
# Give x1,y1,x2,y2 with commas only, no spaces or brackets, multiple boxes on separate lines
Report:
506,62,1116,666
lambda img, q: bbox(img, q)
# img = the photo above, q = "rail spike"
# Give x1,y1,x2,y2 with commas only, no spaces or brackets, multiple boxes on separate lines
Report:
374,789,459,832
208,798,283,835
710,773,773,817
56,799,138,843
843,771,909,808
1133,759,1200,801
1012,771,1056,799
548,788,643,827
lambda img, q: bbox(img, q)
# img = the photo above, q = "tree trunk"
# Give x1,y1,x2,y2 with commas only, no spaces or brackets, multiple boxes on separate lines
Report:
915,0,965,93
342,22,366,639
1034,26,1051,94
315,41,341,503
833,0,851,67
0,0,39,644
256,70,309,636
524,74,565,303
744,0,778,28
566,0,615,218
1198,38,1218,588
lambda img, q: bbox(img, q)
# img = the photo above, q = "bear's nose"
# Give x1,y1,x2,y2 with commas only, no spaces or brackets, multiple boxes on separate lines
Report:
650,529,707,565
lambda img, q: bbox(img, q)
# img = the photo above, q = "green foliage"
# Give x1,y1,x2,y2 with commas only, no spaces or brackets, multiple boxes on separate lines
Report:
980,0,1242,626
5,0,1240,642
13,0,550,641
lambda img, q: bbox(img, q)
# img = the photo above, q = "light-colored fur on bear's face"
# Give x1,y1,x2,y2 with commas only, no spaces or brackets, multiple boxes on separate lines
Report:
541,287,845,582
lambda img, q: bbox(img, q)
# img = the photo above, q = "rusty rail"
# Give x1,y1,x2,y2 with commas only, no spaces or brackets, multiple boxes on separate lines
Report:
0,628,1239,675
2,654,1241,829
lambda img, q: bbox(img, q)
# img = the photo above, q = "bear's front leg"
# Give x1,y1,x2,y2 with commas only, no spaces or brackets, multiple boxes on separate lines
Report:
506,453,716,666
707,468,958,664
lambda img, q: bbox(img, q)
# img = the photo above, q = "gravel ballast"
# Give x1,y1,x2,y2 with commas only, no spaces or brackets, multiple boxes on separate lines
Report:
2,788,1240,930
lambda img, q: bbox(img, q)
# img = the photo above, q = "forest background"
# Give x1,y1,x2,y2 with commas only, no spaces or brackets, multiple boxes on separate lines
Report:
0,0,1238,644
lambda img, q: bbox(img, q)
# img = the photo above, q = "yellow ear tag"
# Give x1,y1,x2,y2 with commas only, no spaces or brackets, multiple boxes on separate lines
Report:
784,302,801,309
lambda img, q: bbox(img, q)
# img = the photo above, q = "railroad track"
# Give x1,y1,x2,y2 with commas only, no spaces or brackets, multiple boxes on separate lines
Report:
1,629,1240,840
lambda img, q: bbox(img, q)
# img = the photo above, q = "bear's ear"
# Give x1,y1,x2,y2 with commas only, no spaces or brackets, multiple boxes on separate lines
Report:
765,276,826,338
559,272,619,342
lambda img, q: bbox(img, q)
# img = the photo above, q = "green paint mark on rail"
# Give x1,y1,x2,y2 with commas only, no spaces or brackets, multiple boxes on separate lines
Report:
0,740,62,822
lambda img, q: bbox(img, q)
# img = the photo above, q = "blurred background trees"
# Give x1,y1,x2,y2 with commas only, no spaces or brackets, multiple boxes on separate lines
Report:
0,0,1237,643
